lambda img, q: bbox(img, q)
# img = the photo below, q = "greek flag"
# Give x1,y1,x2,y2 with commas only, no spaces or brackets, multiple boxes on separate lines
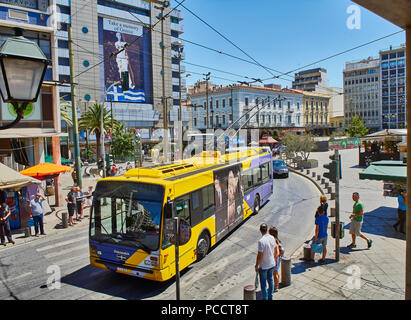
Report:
106,85,146,102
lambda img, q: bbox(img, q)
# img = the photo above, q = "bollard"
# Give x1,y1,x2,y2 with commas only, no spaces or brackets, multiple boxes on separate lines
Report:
324,182,329,188
312,172,316,178
243,285,256,300
281,256,291,287
306,169,310,175
330,193,335,200
330,207,336,217
300,168,304,172
321,178,325,184
62,211,69,228
24,226,32,237
303,244,312,260
327,186,333,194
317,175,321,181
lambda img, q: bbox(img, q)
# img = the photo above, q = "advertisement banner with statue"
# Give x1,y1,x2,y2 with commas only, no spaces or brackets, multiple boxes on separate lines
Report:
99,17,152,104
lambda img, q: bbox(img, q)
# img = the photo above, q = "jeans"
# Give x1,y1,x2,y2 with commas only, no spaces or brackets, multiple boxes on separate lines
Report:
33,214,44,235
259,267,275,300
0,221,12,243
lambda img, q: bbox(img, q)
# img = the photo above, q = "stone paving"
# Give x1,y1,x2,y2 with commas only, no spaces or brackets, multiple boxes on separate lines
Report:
273,148,406,300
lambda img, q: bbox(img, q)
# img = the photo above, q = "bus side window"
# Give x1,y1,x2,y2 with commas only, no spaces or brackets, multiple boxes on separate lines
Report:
175,198,190,225
190,190,202,226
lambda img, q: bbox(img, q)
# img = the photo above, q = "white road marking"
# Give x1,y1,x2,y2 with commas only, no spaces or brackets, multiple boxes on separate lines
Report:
51,252,90,267
44,244,89,259
4,272,33,282
36,236,89,252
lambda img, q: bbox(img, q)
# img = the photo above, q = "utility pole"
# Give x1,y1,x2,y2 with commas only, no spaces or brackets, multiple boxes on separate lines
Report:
335,149,341,262
177,47,183,161
68,25,82,188
204,72,211,129
155,1,170,163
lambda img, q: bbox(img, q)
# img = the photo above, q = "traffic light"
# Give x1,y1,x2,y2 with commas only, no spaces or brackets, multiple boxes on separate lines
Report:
323,154,342,183
105,154,113,169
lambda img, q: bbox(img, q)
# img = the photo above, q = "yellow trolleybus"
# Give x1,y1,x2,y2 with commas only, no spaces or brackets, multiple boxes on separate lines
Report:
89,147,273,281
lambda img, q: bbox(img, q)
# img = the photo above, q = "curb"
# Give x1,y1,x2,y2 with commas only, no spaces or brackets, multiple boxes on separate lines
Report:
289,168,325,196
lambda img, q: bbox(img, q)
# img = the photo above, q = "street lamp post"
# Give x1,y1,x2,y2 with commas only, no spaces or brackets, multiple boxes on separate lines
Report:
0,28,49,130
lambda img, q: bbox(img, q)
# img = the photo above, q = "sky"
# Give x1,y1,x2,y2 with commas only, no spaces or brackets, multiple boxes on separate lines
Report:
170,0,405,89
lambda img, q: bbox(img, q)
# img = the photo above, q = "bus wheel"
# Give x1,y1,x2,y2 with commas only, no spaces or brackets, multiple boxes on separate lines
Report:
253,195,260,214
196,232,210,261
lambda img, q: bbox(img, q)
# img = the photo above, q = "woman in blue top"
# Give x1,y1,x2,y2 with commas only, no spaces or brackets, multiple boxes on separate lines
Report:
311,206,329,263
394,188,406,234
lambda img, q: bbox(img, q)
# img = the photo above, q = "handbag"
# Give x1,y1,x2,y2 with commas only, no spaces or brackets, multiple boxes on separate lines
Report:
312,242,323,254
254,271,259,290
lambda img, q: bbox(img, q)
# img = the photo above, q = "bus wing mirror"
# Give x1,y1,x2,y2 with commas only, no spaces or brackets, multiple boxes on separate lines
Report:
164,201,173,219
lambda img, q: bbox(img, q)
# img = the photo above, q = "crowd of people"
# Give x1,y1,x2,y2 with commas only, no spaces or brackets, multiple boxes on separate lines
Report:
65,186,93,227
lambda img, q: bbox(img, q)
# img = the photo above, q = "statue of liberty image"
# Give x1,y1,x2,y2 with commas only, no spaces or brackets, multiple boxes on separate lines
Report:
114,32,135,90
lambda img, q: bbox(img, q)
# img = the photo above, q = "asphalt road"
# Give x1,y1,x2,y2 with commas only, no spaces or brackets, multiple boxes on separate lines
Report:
0,172,320,300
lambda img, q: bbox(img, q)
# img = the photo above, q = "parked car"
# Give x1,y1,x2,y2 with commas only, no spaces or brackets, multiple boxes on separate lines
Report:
273,145,286,155
272,159,289,178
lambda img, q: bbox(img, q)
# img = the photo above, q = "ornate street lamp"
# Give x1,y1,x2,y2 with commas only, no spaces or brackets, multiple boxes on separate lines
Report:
0,28,49,130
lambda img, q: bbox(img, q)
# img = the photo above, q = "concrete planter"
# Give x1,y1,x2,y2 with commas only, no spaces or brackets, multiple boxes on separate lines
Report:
298,159,318,169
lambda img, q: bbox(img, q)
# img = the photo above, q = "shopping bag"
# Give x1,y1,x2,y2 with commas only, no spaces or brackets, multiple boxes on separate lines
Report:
312,242,323,254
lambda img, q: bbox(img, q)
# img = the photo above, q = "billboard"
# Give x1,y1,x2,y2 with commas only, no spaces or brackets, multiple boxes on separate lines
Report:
214,164,244,242
100,18,152,104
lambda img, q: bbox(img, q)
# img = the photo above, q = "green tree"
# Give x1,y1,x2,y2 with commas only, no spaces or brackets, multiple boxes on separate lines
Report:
345,115,369,137
79,103,119,161
111,128,135,161
281,132,317,161
60,96,72,127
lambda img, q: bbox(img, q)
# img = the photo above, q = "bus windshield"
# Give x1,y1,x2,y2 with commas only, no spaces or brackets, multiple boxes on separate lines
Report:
90,181,164,252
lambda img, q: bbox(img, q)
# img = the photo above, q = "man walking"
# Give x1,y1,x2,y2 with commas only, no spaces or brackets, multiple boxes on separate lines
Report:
347,192,372,249
394,188,406,234
30,193,47,237
0,203,15,245
255,223,276,300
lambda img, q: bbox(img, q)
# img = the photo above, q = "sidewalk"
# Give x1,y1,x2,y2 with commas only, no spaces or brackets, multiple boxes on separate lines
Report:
273,148,406,300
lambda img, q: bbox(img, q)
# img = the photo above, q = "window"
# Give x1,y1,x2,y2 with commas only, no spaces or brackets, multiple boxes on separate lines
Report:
229,98,233,107
216,100,219,108
202,185,215,210
175,197,190,224
222,99,226,108
194,118,197,126
245,97,249,106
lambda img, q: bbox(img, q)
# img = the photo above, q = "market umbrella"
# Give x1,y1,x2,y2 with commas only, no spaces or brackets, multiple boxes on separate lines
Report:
0,163,40,190
259,137,278,144
19,163,72,181
359,163,407,183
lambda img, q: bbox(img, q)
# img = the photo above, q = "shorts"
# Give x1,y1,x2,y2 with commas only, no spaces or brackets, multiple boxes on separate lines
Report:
316,237,327,246
68,206,75,217
350,219,363,236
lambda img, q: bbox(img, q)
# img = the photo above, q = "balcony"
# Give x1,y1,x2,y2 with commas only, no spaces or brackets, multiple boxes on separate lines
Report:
382,84,389,88
171,23,184,34
382,92,389,97
171,37,184,47
382,75,389,80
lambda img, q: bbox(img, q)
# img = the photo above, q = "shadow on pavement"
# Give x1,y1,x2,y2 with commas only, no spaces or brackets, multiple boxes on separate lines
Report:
343,206,406,240
61,264,180,300
291,258,336,275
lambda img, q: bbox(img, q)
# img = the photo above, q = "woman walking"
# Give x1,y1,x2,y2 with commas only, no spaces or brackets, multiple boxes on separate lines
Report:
269,226,284,292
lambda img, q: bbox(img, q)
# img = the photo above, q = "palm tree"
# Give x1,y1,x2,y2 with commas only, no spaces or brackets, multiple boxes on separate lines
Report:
79,103,120,161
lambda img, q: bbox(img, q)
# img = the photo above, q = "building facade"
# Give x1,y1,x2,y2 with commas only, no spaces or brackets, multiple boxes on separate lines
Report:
292,68,327,92
56,0,188,143
0,0,62,171
380,44,406,129
300,91,332,135
343,57,381,131
189,85,304,135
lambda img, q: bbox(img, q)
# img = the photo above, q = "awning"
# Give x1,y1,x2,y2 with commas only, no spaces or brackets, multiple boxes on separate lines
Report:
359,162,407,183
0,162,41,190
259,137,278,144
20,163,72,181
45,154,72,164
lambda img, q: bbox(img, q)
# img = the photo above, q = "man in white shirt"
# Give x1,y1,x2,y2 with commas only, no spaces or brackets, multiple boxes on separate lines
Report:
255,223,276,300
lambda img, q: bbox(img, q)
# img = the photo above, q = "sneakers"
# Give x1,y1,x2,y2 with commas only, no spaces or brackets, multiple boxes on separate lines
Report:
368,239,373,249
347,243,357,249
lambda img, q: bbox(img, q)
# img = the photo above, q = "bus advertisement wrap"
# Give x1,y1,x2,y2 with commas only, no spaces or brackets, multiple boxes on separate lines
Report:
214,164,244,242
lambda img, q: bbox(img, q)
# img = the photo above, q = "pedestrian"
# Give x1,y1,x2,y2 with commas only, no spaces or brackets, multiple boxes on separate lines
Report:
255,223,276,300
394,188,406,234
111,164,117,176
29,193,46,237
269,226,284,292
126,162,132,171
347,192,372,249
86,185,94,208
311,206,329,263
65,187,77,227
71,167,77,185
315,195,328,218
74,187,84,221
0,203,15,246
